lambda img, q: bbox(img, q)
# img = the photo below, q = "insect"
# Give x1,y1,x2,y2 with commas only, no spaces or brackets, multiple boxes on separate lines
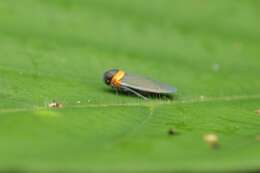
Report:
103,69,176,99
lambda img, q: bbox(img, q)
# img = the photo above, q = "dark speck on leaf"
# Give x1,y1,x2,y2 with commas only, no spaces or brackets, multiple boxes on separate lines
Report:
168,128,177,136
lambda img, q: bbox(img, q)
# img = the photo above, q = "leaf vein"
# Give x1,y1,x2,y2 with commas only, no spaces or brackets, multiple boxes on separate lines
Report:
1,94,260,113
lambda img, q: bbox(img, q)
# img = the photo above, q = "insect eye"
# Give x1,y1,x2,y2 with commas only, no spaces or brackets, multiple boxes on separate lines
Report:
107,80,110,83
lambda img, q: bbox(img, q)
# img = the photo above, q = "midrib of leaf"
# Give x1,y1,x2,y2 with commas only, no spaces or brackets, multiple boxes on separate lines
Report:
1,94,260,114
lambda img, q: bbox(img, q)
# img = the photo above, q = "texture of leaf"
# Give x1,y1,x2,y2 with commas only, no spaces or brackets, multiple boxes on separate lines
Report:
0,0,260,172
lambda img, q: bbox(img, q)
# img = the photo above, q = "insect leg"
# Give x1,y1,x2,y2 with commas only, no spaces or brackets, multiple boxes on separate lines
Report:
121,86,148,100
112,86,119,96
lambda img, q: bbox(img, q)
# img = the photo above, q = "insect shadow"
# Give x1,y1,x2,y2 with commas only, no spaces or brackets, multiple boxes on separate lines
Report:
103,88,176,100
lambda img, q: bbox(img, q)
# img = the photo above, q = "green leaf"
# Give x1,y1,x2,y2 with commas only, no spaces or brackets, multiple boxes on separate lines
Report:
0,0,260,172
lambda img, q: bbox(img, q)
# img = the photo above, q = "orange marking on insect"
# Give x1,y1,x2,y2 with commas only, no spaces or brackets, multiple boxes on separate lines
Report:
111,70,125,88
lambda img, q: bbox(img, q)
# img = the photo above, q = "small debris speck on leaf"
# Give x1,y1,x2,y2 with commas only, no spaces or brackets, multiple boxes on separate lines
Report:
256,135,260,141
168,128,177,136
212,64,220,72
256,109,260,115
48,101,63,109
200,96,205,101
203,133,219,149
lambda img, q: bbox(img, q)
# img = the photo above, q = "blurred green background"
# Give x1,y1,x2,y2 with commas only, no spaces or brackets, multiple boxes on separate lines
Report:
0,0,260,172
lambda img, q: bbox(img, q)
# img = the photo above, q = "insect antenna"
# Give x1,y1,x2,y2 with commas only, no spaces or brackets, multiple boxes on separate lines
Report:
121,86,148,100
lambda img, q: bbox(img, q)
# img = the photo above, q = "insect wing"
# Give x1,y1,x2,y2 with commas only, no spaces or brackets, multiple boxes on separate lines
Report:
120,73,176,94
